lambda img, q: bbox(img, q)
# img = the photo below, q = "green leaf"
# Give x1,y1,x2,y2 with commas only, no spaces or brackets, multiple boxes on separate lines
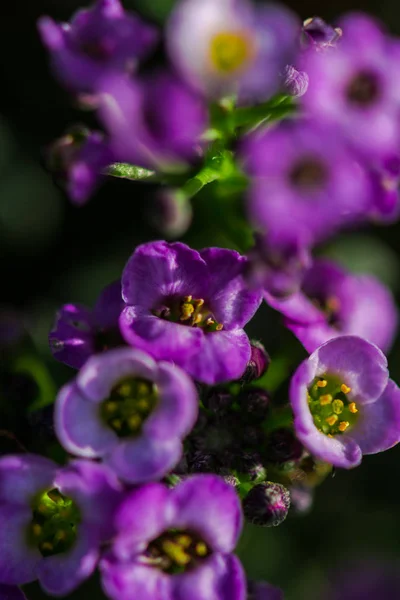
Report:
106,163,156,181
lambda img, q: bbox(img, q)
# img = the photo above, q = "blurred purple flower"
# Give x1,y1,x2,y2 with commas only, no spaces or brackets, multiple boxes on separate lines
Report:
100,475,245,600
38,0,157,95
290,336,400,468
167,0,300,102
248,580,283,600
243,119,371,248
49,280,124,370
55,347,198,484
98,72,207,171
119,241,262,384
0,455,122,595
265,259,398,353
301,16,342,51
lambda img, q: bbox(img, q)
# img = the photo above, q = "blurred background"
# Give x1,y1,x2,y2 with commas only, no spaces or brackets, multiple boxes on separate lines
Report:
1,1,400,598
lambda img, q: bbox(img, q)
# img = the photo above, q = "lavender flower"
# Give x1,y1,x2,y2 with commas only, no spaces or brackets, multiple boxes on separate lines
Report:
55,347,198,484
98,72,207,171
243,119,371,248
301,16,342,51
166,0,299,102
290,336,400,468
100,475,246,600
248,580,283,600
119,241,262,384
38,0,157,95
49,280,124,370
265,259,398,353
0,455,122,595
301,13,400,161
46,126,113,205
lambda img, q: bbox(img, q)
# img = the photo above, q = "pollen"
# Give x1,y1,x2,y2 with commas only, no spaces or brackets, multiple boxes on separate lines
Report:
320,394,333,405
325,414,338,426
340,384,351,394
339,421,350,432
195,542,208,557
162,540,191,566
349,402,358,414
180,302,195,321
128,414,142,431
32,524,42,537
209,31,253,74
175,534,192,548
317,379,328,388
104,401,118,414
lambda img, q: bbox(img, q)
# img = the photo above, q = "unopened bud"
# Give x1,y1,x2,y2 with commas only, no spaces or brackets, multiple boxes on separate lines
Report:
238,388,271,421
264,428,303,464
243,482,290,527
239,341,270,384
203,388,233,415
282,65,309,98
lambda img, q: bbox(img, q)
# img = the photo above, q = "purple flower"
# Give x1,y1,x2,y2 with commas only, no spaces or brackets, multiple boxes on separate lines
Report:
46,126,113,205
0,586,26,600
98,72,207,171
265,259,398,353
301,13,400,161
49,280,124,370
119,241,262,384
38,0,157,95
248,580,283,600
323,559,400,600
100,475,245,600
55,347,198,484
301,16,342,51
245,235,311,298
281,65,309,97
0,455,122,595
243,119,371,248
166,0,300,102
290,336,400,469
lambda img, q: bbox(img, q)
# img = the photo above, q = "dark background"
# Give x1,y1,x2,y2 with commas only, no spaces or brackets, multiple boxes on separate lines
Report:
1,1,400,598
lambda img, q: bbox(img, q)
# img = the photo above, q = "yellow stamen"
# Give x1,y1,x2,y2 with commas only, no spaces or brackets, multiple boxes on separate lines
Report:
136,398,150,412
326,296,340,313
32,524,42,537
175,535,192,549
195,542,208,557
128,414,142,431
320,394,333,406
183,295,192,303
111,419,122,431
118,383,132,397
209,31,253,74
55,530,67,542
180,303,194,321
193,314,202,325
206,317,215,327
40,542,53,552
340,384,351,394
332,399,344,414
216,323,224,331
349,402,358,414
325,414,338,426
104,401,118,414
339,421,350,432
317,379,328,388
162,540,191,566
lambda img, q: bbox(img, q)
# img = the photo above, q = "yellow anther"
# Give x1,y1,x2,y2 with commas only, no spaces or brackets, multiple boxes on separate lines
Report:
55,530,67,542
194,298,204,307
195,542,208,557
210,31,252,73
340,384,351,394
339,421,350,432
180,303,194,321
32,524,42,537
137,382,151,396
183,295,192,303
326,296,340,313
320,394,333,406
349,402,358,414
162,540,191,566
332,399,344,414
325,414,338,426
206,317,215,326
136,398,150,412
216,323,224,331
40,542,53,552
128,414,142,431
317,379,328,388
104,401,118,414
176,535,192,548
118,383,132,397
111,419,122,431
193,314,202,325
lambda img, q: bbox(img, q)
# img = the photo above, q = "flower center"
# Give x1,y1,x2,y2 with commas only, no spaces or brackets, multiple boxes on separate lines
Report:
100,377,158,437
153,296,223,333
346,70,380,107
289,157,327,192
209,31,253,74
29,488,80,557
145,530,210,574
308,375,359,436
311,294,341,327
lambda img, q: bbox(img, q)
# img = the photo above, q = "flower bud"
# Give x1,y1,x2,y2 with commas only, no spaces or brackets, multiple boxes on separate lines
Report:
243,482,290,527
239,341,270,384
264,428,303,464
202,387,233,415
236,452,266,483
282,65,309,98
238,388,271,421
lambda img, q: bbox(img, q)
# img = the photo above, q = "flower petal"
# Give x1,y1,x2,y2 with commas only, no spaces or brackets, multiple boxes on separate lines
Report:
169,475,243,553
352,379,400,454
121,241,208,308
0,455,56,506
100,558,171,600
172,554,246,600
201,248,262,329
186,329,250,385
0,505,40,585
106,436,183,484
55,382,119,458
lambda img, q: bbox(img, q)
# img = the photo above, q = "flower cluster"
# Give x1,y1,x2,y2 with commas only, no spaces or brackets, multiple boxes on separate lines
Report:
1,0,400,598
